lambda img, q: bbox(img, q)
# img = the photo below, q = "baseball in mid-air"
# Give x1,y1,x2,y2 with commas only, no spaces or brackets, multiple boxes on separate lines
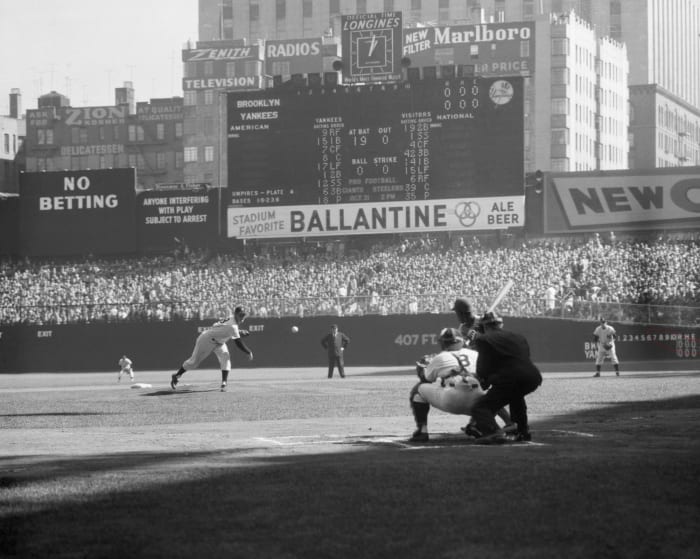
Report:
291,326,299,333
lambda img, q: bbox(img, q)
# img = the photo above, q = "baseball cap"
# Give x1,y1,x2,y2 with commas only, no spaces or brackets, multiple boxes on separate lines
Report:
234,306,247,317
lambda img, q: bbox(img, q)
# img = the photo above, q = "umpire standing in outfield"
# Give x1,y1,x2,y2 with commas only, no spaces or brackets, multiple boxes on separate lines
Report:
171,306,253,392
466,312,542,443
321,324,350,378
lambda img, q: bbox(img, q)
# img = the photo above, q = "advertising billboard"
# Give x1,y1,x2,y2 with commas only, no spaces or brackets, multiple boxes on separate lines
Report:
341,12,403,84
544,168,700,233
265,38,324,76
19,169,137,256
402,21,535,77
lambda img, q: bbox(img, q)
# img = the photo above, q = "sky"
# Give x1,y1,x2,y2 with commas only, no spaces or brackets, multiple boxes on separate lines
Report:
0,0,199,115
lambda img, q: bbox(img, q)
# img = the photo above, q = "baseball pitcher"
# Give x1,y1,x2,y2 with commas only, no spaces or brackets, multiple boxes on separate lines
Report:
171,306,253,391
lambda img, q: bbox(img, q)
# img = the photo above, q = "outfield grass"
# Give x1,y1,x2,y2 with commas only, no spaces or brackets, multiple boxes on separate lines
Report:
1,368,699,559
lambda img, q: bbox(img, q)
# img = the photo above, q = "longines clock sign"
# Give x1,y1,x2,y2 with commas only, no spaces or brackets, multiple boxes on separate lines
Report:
341,12,403,84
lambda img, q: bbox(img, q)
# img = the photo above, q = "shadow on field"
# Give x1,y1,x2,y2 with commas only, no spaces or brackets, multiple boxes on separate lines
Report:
2,395,699,558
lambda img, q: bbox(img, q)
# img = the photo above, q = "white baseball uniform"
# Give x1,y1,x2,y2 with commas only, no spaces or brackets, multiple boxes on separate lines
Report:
182,318,244,371
118,356,133,381
594,322,619,365
414,347,486,414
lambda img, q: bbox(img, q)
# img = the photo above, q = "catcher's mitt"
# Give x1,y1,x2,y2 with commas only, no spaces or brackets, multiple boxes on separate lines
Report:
603,343,613,350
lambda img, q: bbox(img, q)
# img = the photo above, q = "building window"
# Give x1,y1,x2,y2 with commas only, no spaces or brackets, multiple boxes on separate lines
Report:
276,0,285,19
184,146,198,162
551,68,569,85
79,128,88,144
157,152,166,169
4,133,10,153
156,123,165,140
98,126,106,141
204,90,214,105
551,38,569,56
184,91,197,105
204,61,214,76
113,125,120,140
250,2,259,20
357,0,367,13
551,129,569,145
411,0,421,10
175,122,183,138
128,125,145,142
227,62,237,77
303,0,312,18
204,146,214,162
330,0,339,15
384,0,394,11
551,98,569,115
175,151,183,168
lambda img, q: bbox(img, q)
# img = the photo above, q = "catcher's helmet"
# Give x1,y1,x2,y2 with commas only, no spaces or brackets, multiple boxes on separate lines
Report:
479,311,503,327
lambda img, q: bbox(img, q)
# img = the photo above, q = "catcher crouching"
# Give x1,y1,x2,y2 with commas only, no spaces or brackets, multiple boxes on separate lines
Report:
409,327,513,442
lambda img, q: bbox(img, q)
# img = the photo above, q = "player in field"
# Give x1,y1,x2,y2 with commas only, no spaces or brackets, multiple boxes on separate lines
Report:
170,306,253,392
118,355,134,383
593,317,620,377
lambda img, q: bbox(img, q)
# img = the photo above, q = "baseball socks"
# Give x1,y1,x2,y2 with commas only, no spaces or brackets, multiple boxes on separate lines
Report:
410,401,430,441
221,370,229,391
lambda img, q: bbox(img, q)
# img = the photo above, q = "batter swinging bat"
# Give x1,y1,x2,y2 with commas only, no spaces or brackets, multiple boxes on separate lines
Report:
487,279,514,313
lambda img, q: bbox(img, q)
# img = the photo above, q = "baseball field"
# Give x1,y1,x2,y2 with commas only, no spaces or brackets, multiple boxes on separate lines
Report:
1,366,699,558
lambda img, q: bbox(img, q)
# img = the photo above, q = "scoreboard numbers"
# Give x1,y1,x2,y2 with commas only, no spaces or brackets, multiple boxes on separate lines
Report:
227,77,523,207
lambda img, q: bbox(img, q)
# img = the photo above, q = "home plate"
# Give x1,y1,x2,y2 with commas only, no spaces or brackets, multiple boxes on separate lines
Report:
131,383,152,389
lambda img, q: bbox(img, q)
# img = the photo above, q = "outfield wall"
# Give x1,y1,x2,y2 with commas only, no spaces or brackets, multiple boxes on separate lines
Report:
0,315,697,373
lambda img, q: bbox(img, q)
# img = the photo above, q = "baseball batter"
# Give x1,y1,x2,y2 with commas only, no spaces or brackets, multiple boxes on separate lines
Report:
593,317,619,377
409,327,512,442
171,306,253,391
118,355,134,383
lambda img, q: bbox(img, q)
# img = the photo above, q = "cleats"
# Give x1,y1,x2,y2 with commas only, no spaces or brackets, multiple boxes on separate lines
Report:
502,423,518,435
475,430,508,445
170,374,179,390
220,382,227,392
463,424,482,438
410,429,429,442
593,372,600,377
512,432,532,442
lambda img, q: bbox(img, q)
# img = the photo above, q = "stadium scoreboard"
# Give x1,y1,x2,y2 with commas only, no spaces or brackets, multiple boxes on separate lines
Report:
227,77,523,207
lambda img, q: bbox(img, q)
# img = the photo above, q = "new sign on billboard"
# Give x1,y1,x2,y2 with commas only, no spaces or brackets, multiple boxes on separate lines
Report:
19,169,136,256
544,168,700,233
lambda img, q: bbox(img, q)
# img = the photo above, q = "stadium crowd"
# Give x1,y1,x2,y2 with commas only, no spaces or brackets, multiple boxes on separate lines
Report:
1,233,698,325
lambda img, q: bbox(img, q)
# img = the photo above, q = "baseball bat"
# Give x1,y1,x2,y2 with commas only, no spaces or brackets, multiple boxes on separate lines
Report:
486,279,514,313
